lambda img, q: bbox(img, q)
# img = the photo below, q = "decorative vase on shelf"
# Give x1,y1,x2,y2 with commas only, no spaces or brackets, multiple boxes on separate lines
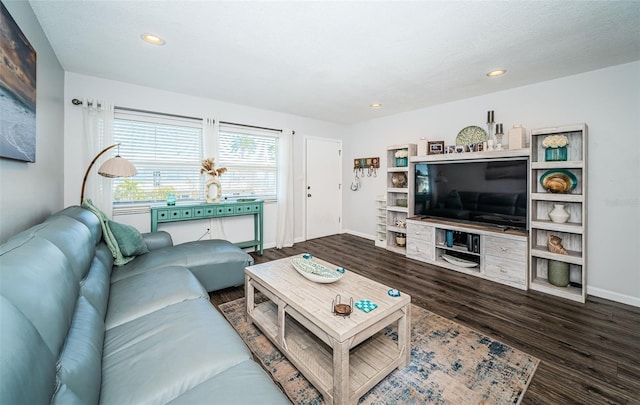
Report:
548,260,570,287
396,235,406,247
548,204,570,223
545,146,568,161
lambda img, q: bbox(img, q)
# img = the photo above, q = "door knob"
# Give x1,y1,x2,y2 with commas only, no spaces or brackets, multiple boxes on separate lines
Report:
307,193,312,197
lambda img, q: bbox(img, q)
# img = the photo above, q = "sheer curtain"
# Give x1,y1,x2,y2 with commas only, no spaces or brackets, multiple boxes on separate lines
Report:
203,118,226,240
276,129,294,248
82,99,114,216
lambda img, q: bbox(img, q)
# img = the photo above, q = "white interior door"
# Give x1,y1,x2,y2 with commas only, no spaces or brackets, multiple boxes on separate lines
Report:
305,137,342,240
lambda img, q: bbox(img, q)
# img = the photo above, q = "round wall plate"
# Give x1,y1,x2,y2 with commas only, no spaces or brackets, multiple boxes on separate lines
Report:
456,126,488,145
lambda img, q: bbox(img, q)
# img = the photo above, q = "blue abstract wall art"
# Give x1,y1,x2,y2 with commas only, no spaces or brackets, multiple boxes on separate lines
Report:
1,1,37,162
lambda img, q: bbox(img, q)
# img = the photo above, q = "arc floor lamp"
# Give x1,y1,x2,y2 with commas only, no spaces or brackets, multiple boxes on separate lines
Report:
80,143,137,204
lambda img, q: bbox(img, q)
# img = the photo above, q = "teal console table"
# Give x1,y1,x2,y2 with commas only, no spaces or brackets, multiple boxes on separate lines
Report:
150,200,263,255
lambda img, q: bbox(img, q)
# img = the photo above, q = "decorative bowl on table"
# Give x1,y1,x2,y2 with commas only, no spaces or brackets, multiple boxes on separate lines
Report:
291,257,344,283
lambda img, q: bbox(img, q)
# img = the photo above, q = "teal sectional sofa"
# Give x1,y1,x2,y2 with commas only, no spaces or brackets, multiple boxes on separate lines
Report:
0,206,289,404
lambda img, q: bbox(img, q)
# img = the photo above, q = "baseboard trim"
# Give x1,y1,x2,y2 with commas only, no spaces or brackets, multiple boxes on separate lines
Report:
588,287,640,308
342,229,374,240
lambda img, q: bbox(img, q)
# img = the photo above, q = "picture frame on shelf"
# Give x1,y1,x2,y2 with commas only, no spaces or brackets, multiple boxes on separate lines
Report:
428,141,445,155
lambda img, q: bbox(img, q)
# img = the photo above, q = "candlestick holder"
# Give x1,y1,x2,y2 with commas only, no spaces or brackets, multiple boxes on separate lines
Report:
495,123,504,150
487,122,494,148
495,132,504,150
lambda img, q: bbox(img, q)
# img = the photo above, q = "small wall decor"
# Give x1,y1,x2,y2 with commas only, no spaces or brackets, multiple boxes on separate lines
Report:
0,3,37,162
353,157,379,177
200,158,227,203
428,141,445,155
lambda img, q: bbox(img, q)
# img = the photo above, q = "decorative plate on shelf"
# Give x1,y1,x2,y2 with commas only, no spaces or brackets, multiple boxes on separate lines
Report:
391,172,407,188
540,169,577,193
441,254,479,268
456,126,488,145
291,257,344,283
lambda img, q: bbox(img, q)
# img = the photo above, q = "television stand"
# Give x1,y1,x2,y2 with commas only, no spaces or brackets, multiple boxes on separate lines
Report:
405,217,528,290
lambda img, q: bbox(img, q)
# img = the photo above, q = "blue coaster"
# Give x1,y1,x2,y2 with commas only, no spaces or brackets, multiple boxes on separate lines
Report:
388,289,401,297
355,299,378,313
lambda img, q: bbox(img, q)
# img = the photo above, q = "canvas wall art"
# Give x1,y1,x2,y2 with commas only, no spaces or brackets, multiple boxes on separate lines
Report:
0,2,37,162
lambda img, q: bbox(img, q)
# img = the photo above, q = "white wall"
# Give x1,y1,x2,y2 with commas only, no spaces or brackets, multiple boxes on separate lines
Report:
0,1,64,243
342,61,640,307
63,72,347,247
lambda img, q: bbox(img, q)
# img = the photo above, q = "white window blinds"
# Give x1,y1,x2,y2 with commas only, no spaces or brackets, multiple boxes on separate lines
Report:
112,109,204,205
217,123,278,200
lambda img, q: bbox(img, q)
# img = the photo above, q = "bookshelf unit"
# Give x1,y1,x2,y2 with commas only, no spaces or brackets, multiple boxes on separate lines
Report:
529,123,587,302
385,144,416,254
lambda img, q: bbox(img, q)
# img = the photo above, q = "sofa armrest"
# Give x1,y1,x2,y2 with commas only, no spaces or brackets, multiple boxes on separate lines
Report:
141,231,174,251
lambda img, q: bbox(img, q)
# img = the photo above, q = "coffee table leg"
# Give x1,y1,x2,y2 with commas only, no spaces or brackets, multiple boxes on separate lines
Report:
332,336,354,405
398,305,411,369
245,275,254,321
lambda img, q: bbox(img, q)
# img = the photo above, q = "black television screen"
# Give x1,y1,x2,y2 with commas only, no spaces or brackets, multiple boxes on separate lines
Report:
414,159,529,230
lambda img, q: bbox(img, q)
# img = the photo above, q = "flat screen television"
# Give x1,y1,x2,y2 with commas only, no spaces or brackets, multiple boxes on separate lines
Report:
414,158,529,230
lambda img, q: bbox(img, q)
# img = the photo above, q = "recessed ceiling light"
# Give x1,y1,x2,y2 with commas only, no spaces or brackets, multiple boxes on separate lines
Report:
370,103,382,108
486,69,507,77
141,33,165,45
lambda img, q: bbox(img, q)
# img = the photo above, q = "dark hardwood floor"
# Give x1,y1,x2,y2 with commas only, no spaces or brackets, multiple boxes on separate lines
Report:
210,234,640,404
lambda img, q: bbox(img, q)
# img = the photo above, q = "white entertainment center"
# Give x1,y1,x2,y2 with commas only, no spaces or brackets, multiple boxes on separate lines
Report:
385,124,587,302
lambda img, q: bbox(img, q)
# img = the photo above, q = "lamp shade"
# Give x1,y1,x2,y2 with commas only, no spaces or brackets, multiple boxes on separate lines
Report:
81,143,138,204
98,156,138,178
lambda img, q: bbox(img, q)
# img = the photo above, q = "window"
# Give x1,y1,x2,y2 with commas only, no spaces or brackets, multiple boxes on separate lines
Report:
112,109,204,205
217,123,278,200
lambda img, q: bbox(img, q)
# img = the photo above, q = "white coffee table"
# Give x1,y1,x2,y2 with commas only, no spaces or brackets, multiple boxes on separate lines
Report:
245,255,411,405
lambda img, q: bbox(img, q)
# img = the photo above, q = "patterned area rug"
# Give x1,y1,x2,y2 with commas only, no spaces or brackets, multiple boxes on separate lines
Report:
219,298,539,404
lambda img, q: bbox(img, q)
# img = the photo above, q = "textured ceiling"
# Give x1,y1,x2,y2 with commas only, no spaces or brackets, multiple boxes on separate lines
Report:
28,0,640,124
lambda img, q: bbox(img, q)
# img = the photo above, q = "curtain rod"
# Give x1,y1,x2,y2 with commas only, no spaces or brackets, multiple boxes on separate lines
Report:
220,120,283,133
221,121,296,135
71,99,203,122
72,99,294,134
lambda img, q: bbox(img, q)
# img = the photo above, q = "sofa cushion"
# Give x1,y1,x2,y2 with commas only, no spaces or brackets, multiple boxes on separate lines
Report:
50,205,103,247
54,297,105,405
167,360,289,405
101,298,253,404
81,244,113,320
0,297,57,405
27,215,95,282
111,239,253,292
141,230,174,251
107,219,149,257
0,236,78,356
105,266,208,329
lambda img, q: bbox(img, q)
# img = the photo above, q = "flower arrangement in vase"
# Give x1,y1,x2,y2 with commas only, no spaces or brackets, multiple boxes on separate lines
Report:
542,134,569,161
394,149,409,167
200,158,227,203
